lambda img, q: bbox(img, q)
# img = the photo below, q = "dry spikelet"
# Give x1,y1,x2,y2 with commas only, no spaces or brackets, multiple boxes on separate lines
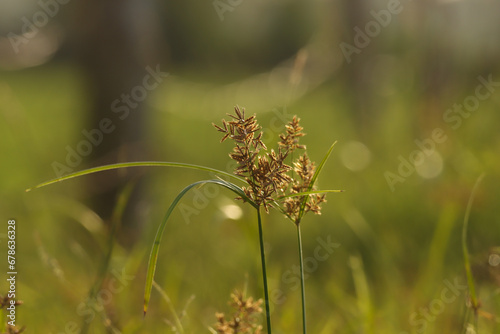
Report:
213,106,290,212
279,116,306,152
214,106,326,219
284,153,327,221
214,290,263,334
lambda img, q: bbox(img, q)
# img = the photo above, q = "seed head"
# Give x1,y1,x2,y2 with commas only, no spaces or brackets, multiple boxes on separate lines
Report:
214,290,263,334
214,107,327,219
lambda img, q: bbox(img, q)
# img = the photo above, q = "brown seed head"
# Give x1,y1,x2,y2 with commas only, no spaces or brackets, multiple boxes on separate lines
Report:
214,107,327,220
214,290,263,334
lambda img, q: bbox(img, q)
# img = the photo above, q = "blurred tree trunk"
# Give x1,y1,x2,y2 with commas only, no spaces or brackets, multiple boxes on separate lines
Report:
415,0,452,131
341,0,375,140
70,0,162,248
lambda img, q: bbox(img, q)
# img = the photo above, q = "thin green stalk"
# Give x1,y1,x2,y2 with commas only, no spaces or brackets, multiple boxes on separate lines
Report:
292,141,338,333
152,281,184,334
296,223,307,334
257,207,272,333
462,173,485,324
297,141,336,218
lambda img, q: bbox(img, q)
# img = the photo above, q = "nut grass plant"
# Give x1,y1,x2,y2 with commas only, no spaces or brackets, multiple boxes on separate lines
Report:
26,106,342,333
214,107,341,333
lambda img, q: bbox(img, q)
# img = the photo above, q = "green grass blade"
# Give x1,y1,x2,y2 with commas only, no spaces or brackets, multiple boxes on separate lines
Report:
144,179,256,316
278,189,343,199
350,255,374,334
214,177,259,209
26,161,245,192
462,173,485,315
308,141,337,191
298,141,337,219
415,204,458,298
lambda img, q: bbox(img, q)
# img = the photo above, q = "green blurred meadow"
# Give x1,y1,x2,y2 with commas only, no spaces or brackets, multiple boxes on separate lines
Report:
1,1,500,333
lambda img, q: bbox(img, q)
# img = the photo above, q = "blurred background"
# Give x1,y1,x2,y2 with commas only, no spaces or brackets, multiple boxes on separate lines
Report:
1,0,500,332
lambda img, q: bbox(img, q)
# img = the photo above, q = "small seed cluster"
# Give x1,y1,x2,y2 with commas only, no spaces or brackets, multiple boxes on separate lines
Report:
214,106,326,222
214,290,263,334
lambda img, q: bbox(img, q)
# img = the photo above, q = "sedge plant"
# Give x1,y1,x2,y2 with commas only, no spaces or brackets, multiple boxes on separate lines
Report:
213,289,264,334
26,106,341,333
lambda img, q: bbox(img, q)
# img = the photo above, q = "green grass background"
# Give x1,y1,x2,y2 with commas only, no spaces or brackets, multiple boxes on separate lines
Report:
1,62,499,333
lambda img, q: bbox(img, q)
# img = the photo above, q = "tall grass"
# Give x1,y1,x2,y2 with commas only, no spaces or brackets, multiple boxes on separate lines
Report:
27,106,341,333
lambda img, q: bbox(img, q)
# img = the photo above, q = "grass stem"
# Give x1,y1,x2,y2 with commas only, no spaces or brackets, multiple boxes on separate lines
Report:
257,207,272,333
296,223,307,334
462,173,485,327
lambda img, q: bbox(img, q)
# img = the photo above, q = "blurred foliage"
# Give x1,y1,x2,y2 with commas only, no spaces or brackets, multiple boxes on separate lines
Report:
1,0,500,333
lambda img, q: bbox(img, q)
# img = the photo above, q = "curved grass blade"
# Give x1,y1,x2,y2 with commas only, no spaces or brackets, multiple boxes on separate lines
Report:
462,173,485,319
309,141,338,190
144,179,256,316
26,161,245,192
298,141,337,219
278,189,343,199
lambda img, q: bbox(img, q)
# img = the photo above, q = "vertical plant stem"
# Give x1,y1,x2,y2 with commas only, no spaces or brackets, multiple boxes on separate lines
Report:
296,223,307,334
462,173,485,329
257,207,272,333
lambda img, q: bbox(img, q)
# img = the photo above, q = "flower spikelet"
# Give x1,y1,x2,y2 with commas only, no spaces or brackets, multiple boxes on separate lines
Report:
214,107,328,218
279,116,306,152
213,106,291,212
214,290,263,334
284,153,326,221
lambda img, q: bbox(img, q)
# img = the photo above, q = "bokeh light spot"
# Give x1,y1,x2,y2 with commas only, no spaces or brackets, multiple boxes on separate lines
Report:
415,151,443,179
340,141,372,171
220,204,243,220
489,253,500,267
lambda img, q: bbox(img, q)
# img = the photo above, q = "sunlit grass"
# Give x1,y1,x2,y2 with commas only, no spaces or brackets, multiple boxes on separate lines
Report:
2,63,500,333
